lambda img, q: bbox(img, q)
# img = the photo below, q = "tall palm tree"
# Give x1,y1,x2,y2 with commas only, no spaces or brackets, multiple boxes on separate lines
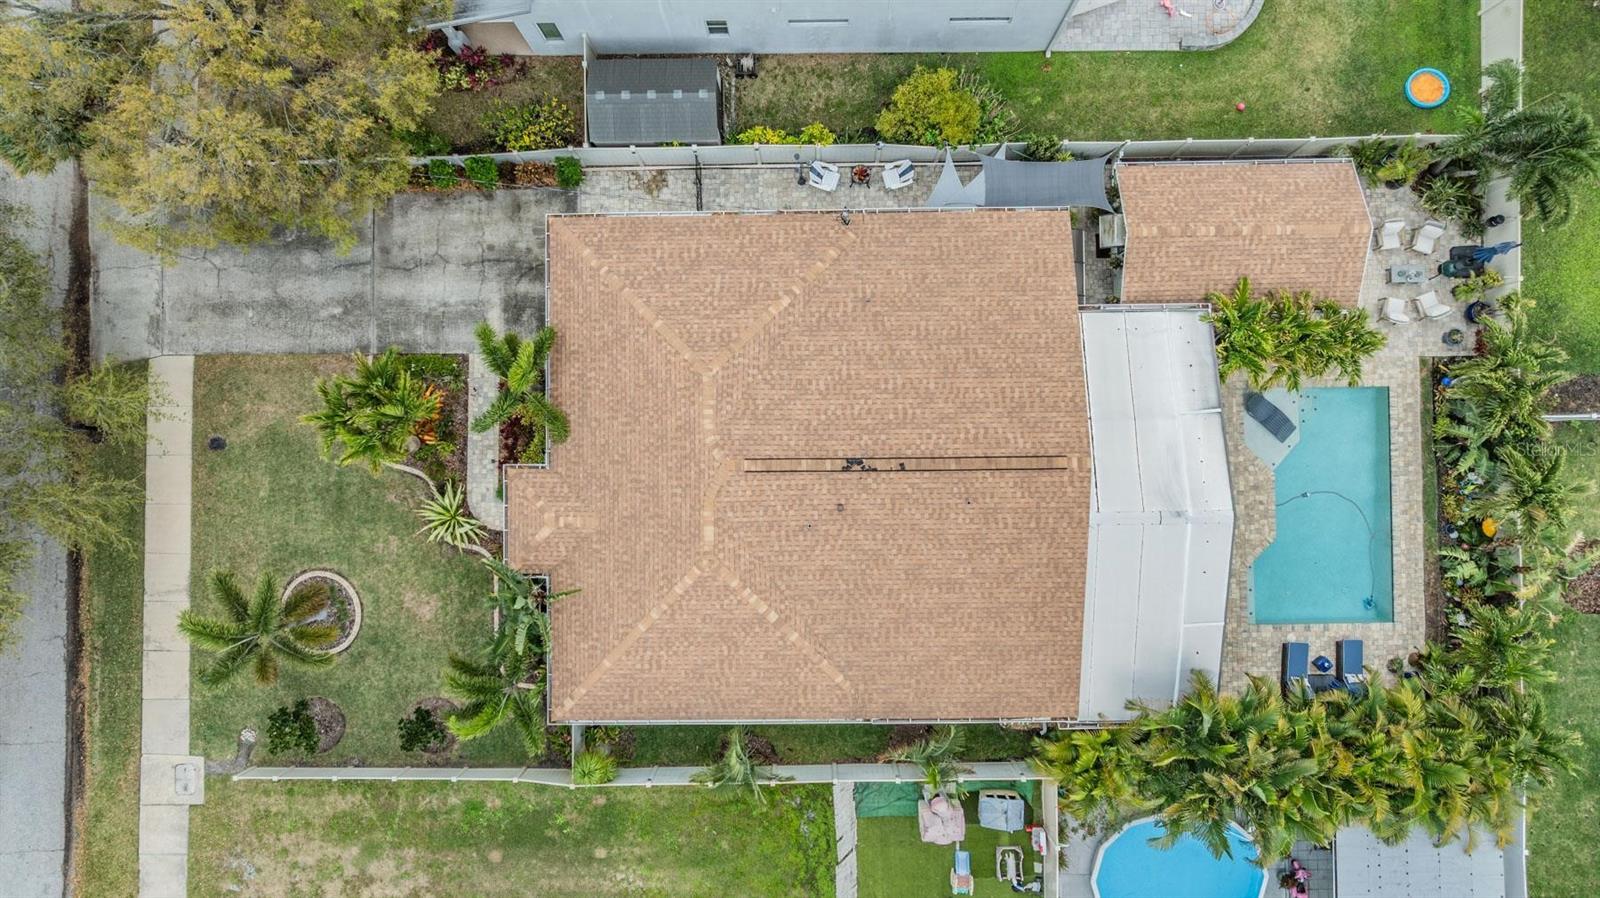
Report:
302,348,441,473
441,650,548,757
1447,602,1557,691
470,322,570,449
1471,444,1589,535
692,727,791,804
889,726,973,799
1443,60,1600,226
1030,726,1152,824
1202,278,1273,386
177,571,338,686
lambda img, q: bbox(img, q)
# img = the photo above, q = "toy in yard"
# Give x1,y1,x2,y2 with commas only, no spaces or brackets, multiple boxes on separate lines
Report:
1406,68,1451,108
951,848,974,895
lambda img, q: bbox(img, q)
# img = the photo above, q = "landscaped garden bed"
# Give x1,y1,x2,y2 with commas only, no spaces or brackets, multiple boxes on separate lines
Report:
620,723,1036,767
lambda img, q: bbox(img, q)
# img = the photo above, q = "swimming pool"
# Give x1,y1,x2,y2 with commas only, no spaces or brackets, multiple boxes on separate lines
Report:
1092,818,1266,898
1251,387,1394,624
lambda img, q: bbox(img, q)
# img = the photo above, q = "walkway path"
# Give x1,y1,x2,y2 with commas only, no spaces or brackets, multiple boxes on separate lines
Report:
466,354,506,531
1480,0,1523,299
832,782,858,898
138,356,203,898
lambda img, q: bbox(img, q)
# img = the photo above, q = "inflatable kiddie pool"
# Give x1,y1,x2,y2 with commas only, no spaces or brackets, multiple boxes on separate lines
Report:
1406,68,1451,109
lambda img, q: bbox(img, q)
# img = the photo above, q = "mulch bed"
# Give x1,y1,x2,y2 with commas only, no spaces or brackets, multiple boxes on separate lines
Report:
882,724,934,757
1564,540,1600,614
306,697,347,753
1548,375,1600,415
402,354,469,484
744,732,780,766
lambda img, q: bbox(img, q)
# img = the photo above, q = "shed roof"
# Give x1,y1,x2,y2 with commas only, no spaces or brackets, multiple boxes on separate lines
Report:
1334,826,1508,898
1116,161,1372,305
586,57,720,146
509,209,1090,723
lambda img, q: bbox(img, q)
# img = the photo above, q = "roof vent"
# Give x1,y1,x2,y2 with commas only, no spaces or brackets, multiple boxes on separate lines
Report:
673,89,683,99
620,90,631,99
646,89,656,99
697,88,709,99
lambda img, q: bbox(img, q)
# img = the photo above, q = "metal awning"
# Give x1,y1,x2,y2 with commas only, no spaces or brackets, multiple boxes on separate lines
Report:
927,150,1113,210
586,58,721,147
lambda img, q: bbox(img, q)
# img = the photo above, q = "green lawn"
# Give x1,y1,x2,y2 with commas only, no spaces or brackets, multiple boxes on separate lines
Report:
72,364,147,898
856,793,1037,898
1529,606,1600,898
626,725,1037,767
733,0,1477,141
188,356,523,765
189,779,836,898
1523,0,1600,372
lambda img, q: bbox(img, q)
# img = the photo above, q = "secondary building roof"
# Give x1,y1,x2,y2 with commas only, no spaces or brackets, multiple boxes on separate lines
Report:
509,209,1091,723
1334,826,1510,898
586,57,721,146
1116,160,1372,305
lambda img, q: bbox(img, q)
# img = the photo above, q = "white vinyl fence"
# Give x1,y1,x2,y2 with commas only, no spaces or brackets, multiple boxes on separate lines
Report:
413,133,1449,170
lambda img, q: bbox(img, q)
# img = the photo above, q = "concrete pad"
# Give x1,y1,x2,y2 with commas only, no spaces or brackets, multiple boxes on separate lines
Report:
373,189,571,349
89,194,165,362
142,500,191,555
143,458,192,506
160,227,375,355
0,850,64,898
138,851,188,898
141,755,205,805
143,552,189,595
139,805,190,853
146,414,193,457
142,650,190,701
142,600,188,652
140,699,190,755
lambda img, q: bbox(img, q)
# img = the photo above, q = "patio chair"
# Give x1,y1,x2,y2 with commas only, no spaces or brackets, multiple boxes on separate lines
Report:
1336,639,1367,688
1244,392,1296,443
1380,296,1412,324
1375,219,1404,251
807,160,840,192
1412,219,1447,254
1414,290,1450,319
1281,642,1310,696
883,159,915,190
951,848,974,896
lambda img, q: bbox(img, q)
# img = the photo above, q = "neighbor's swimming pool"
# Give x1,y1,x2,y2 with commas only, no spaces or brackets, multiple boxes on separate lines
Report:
1251,387,1395,624
1093,818,1266,898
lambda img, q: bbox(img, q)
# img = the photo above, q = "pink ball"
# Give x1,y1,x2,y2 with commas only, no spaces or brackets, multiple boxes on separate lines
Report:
1235,102,1247,112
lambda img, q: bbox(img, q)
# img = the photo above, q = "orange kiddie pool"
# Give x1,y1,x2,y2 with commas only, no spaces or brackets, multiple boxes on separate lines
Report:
1406,68,1451,109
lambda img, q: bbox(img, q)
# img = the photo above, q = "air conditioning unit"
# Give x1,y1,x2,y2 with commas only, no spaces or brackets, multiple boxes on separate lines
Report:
735,54,757,78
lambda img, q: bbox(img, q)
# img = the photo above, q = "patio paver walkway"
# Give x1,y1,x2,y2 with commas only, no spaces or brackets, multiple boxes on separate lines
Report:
1049,0,1261,52
139,355,202,898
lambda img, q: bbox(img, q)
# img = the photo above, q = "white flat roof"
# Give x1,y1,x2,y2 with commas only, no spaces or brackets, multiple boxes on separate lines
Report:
1335,826,1508,898
1078,307,1233,720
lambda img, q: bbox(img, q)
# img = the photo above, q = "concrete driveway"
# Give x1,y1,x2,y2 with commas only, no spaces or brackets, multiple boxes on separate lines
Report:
93,187,573,359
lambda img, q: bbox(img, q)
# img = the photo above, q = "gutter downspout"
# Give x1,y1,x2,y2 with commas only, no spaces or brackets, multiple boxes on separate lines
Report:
1044,0,1081,58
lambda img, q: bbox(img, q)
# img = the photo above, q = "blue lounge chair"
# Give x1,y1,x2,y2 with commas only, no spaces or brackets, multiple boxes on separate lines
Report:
1245,392,1297,443
1337,639,1368,694
951,848,973,895
1281,642,1310,696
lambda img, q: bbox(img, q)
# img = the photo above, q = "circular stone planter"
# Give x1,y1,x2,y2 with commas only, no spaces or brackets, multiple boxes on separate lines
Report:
305,696,347,753
283,569,363,655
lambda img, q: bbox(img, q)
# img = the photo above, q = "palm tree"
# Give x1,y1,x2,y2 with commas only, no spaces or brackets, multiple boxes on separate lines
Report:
692,727,791,804
177,571,338,686
1202,278,1273,386
1471,444,1589,535
1030,727,1152,824
1442,61,1600,226
470,322,570,451
441,650,548,757
890,726,973,799
302,348,441,473
482,556,578,660
1447,602,1557,691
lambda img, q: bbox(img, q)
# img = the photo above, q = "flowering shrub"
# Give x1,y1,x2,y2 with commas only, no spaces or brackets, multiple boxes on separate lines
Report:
419,31,511,92
484,98,578,152
732,122,836,146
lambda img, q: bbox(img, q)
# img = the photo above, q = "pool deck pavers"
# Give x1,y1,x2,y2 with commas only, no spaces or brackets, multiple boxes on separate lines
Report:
1218,184,1474,690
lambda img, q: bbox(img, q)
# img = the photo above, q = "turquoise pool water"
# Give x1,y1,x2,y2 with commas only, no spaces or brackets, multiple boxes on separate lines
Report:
1252,387,1394,624
1093,819,1265,898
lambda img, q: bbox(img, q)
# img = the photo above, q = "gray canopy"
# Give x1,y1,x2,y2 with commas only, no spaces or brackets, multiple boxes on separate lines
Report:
926,150,1113,210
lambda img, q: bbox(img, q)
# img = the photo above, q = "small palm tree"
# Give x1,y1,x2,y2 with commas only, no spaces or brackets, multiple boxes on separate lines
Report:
890,726,973,799
470,322,570,452
178,571,338,686
692,727,791,804
441,650,548,757
302,348,441,473
1202,278,1273,387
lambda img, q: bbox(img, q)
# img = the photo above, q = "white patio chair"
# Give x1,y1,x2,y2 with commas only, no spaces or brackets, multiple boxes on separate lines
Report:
807,160,840,192
1415,290,1451,319
1412,219,1446,254
882,159,915,190
1380,296,1412,324
1375,219,1404,251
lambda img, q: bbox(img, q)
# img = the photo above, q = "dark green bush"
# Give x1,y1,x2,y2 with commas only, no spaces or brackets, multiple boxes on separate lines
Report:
554,155,584,189
427,158,458,189
398,127,451,156
463,155,499,189
398,706,449,752
1019,134,1071,162
265,700,319,754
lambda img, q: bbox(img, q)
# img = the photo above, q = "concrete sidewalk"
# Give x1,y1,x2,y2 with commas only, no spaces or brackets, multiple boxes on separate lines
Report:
138,356,203,898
